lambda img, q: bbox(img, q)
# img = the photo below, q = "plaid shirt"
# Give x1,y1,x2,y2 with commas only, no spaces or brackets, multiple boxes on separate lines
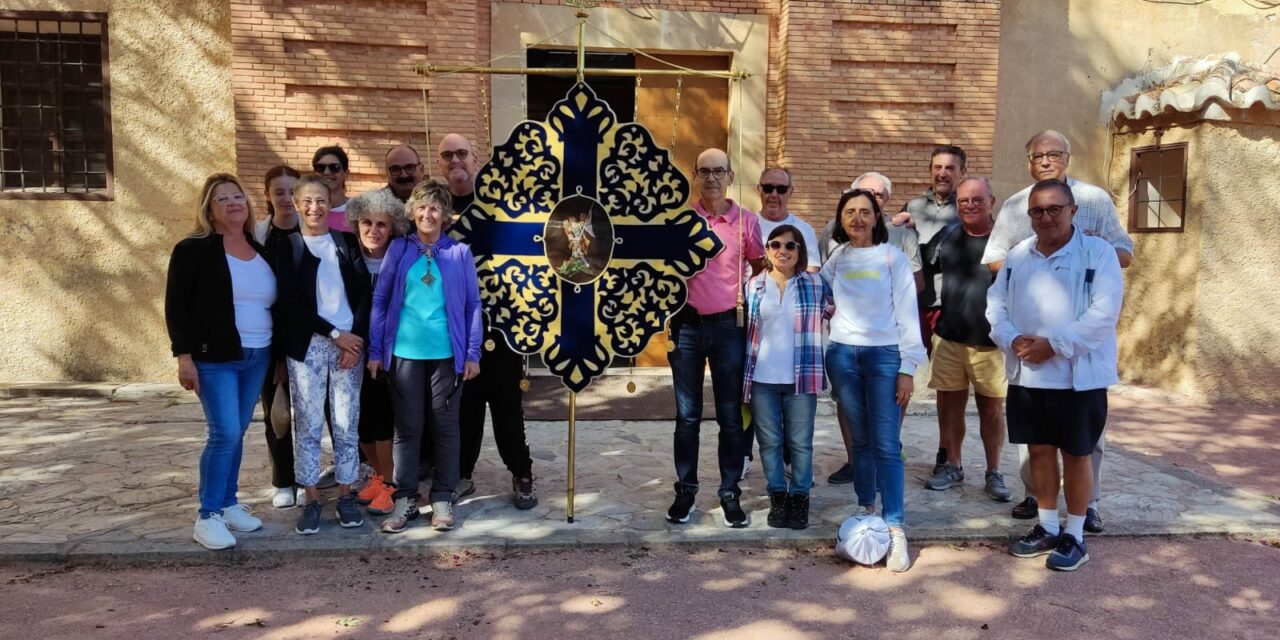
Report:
742,271,829,401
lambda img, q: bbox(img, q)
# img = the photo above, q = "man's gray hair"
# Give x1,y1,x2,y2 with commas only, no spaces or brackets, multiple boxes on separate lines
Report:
849,171,893,199
759,166,793,186
956,176,995,200
1024,129,1072,154
346,186,412,235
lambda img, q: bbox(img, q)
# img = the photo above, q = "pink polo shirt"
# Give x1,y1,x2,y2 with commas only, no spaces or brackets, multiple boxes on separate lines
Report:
687,198,764,315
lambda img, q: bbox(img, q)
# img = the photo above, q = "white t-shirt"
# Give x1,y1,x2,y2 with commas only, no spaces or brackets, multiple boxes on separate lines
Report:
225,253,276,349
363,255,383,277
820,243,927,376
302,233,354,332
759,212,821,271
753,276,797,385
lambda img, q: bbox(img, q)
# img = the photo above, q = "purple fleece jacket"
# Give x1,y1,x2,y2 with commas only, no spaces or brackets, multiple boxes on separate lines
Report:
368,234,482,373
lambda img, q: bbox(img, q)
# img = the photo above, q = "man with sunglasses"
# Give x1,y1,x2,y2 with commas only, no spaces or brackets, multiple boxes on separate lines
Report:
383,144,425,203
818,171,924,485
981,130,1133,532
756,167,820,273
987,179,1124,571
438,133,540,510
666,148,764,528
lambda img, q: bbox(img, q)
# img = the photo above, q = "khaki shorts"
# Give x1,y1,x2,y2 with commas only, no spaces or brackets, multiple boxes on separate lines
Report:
927,335,1008,398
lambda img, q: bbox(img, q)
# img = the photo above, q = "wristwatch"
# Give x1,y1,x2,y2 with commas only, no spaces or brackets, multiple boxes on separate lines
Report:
329,328,341,340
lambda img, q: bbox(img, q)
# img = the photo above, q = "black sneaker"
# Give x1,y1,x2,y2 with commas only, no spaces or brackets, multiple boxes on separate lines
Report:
336,495,363,528
513,476,538,510
295,501,321,535
1084,507,1104,533
1009,524,1059,558
720,495,748,528
827,463,855,485
667,491,696,524
1046,533,1090,571
766,492,788,528
786,493,809,530
1012,496,1039,520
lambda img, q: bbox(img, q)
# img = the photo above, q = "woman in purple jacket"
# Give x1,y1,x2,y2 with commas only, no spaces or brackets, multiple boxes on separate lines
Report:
367,180,482,533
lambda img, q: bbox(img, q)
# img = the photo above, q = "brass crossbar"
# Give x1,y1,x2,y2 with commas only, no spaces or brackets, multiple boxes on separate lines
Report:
416,63,750,80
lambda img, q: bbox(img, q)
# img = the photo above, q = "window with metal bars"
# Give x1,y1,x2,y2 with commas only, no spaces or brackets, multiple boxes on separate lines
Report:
0,12,112,198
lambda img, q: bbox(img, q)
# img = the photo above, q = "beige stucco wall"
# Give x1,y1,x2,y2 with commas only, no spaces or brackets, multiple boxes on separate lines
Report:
993,0,1275,198
0,0,235,382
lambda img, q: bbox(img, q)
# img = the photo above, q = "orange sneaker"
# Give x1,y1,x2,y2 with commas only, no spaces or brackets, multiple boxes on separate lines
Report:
356,474,384,504
367,483,395,515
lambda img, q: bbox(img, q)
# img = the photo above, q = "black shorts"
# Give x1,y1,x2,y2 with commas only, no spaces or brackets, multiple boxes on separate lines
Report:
1006,385,1107,457
358,370,394,443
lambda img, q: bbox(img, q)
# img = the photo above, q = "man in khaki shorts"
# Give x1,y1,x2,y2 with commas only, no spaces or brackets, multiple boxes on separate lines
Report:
924,177,1010,501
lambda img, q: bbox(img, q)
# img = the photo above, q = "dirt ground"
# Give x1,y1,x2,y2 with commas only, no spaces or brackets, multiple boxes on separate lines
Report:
2,537,1277,640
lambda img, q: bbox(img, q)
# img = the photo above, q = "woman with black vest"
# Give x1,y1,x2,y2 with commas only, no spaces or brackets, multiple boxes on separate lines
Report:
165,173,275,550
273,174,371,535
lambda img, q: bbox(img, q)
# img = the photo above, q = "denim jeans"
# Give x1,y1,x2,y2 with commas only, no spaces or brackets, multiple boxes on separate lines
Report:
194,347,272,518
668,313,746,498
749,383,816,496
826,343,905,527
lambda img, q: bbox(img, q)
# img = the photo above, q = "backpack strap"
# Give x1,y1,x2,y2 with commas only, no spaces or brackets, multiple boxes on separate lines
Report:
288,233,305,270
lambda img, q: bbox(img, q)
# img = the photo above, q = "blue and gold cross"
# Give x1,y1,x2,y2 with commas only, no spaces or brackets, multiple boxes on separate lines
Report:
451,83,723,393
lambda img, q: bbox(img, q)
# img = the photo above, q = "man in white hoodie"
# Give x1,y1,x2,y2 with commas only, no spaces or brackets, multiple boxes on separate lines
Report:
987,179,1123,572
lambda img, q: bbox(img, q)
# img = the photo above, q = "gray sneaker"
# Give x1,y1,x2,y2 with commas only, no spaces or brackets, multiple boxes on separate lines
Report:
336,494,364,528
431,500,455,531
985,470,1012,502
380,496,419,534
925,462,964,490
295,501,321,535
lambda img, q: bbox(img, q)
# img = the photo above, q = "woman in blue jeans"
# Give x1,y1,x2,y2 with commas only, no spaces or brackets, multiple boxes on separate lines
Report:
821,188,926,571
743,225,826,529
165,173,275,550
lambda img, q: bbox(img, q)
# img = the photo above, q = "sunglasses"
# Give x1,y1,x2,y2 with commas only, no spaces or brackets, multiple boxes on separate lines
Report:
759,184,790,195
313,162,344,174
767,240,800,251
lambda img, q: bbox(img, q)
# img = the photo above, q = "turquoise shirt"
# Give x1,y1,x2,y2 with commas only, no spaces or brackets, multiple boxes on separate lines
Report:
392,255,454,360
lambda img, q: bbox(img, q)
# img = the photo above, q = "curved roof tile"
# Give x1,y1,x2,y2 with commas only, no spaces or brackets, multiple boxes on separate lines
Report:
1108,53,1280,123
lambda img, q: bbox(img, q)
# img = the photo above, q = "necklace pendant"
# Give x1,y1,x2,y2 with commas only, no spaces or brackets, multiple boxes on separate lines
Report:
421,272,436,286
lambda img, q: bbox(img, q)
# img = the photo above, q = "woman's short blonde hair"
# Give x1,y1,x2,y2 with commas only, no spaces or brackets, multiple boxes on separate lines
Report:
346,187,411,235
404,180,453,221
191,173,254,238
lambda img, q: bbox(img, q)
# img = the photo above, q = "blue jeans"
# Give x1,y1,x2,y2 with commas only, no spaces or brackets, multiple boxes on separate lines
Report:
750,383,816,496
827,343,905,527
668,313,746,498
194,347,271,518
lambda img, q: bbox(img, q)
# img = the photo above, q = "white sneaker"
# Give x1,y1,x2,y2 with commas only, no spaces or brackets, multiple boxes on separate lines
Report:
193,514,237,550
887,527,912,573
271,487,297,508
221,504,263,532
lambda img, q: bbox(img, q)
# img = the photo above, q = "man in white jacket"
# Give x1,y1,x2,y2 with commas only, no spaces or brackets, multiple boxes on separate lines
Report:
986,180,1123,572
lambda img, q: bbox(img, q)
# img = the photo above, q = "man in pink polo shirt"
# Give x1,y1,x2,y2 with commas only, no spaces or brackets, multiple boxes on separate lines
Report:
666,148,765,528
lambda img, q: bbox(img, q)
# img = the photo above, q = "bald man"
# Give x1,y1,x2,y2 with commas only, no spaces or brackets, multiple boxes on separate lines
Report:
666,147,764,528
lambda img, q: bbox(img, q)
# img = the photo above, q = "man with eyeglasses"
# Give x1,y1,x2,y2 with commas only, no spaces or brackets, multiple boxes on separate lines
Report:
666,148,765,528
818,171,923,486
439,133,540,510
924,177,1010,502
986,179,1123,571
981,130,1133,533
382,144,425,203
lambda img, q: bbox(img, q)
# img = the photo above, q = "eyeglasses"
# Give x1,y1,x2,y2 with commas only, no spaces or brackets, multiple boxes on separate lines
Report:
313,162,344,174
213,193,247,205
767,240,800,251
1028,151,1068,164
695,167,730,180
439,149,470,162
1027,205,1071,219
759,184,790,195
388,163,420,176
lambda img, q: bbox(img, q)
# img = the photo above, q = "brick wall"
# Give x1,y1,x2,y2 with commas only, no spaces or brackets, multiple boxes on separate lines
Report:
230,0,1000,227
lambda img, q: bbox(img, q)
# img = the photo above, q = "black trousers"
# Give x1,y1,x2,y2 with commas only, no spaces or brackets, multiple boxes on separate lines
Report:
458,330,533,479
389,357,462,504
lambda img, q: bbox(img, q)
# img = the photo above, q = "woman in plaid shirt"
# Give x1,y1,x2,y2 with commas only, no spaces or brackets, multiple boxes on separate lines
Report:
743,224,828,530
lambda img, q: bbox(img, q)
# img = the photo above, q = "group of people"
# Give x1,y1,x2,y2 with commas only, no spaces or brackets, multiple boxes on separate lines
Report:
166,127,1128,575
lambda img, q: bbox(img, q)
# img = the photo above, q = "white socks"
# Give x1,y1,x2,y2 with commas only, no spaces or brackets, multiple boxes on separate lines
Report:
1038,508,1060,536
1064,513,1086,543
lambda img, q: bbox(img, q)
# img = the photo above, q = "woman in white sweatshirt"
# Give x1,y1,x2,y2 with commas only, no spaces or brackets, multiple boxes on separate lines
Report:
821,188,927,572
